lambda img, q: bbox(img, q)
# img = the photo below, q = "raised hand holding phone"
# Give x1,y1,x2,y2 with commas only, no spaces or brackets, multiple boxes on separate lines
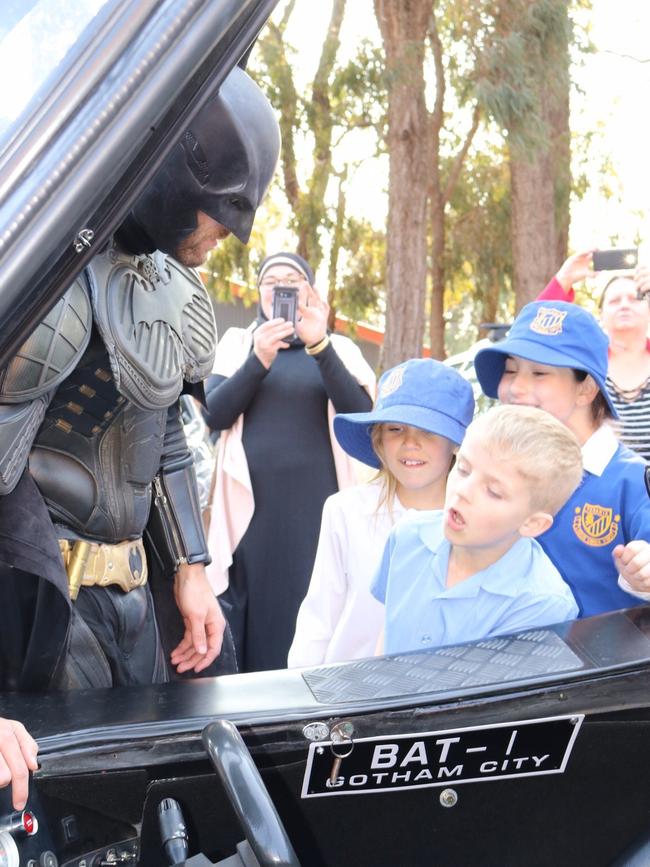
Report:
592,248,638,271
555,250,595,290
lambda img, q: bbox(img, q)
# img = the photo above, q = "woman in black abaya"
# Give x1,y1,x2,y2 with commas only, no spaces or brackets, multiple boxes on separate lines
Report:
204,252,375,672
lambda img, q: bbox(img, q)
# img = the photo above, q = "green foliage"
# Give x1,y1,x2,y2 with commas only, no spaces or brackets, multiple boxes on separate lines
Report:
444,143,514,353
203,237,260,308
473,0,572,151
336,218,386,329
331,41,389,142
234,0,595,359
244,2,392,324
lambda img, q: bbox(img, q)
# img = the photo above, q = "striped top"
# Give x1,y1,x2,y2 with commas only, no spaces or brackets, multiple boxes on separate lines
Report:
606,375,650,462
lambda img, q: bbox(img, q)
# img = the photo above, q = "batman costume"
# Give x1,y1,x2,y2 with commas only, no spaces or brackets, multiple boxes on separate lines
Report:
0,67,280,691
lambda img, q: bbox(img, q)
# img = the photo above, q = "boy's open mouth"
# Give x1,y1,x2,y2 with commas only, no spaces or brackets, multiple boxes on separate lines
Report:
447,507,465,530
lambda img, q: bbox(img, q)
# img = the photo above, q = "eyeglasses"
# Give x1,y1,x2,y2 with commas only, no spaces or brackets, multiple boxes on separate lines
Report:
259,275,303,288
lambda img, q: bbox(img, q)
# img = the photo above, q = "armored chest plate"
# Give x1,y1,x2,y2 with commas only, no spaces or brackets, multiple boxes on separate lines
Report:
88,246,216,410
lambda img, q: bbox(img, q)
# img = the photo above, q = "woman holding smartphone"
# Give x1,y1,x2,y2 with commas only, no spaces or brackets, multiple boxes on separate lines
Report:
538,250,650,460
203,252,375,672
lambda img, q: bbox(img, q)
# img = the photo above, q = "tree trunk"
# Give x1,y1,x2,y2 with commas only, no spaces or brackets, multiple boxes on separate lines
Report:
426,12,481,360
375,0,430,371
509,143,557,310
549,38,571,269
508,2,571,310
427,11,446,361
510,91,570,308
429,192,446,359
428,114,481,357
481,271,500,326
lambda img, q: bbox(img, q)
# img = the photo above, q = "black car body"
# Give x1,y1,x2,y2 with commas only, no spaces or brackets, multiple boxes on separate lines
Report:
0,3,649,866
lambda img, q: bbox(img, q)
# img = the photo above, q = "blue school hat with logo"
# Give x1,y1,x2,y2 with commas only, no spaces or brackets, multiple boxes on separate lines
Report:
333,358,475,469
474,300,618,418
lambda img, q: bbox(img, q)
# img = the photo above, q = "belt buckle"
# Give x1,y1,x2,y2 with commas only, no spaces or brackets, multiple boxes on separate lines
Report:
84,540,147,593
59,539,148,597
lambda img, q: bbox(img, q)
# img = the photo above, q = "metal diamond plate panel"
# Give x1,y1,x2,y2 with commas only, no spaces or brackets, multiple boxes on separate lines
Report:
302,629,584,704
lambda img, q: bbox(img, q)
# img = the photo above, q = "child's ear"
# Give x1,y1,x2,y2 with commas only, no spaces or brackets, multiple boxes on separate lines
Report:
576,373,600,407
519,511,554,539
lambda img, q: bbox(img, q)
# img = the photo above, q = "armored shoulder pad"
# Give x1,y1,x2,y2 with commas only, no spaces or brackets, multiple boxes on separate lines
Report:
0,396,50,494
89,246,217,410
0,278,92,403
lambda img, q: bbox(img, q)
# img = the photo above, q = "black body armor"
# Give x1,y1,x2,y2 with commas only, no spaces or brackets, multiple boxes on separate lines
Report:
5,244,216,568
0,244,217,689
29,331,167,543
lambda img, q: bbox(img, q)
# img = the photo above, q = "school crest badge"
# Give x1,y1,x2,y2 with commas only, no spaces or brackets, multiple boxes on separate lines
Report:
380,366,405,399
529,307,567,336
572,503,620,547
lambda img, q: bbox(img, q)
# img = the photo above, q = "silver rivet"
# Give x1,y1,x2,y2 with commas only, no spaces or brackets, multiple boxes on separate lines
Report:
108,562,113,569
73,227,94,253
440,788,458,808
303,722,330,742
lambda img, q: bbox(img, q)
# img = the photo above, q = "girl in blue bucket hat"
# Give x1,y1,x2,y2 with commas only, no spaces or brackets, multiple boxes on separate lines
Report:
474,299,650,617
288,358,474,666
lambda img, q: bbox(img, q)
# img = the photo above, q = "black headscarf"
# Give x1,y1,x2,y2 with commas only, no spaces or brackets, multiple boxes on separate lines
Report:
254,252,315,344
257,252,315,286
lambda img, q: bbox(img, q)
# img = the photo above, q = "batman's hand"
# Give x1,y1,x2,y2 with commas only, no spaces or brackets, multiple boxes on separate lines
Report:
171,562,225,673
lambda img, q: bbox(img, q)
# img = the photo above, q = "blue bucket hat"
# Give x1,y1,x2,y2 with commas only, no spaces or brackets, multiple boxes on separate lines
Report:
333,358,475,469
474,300,618,418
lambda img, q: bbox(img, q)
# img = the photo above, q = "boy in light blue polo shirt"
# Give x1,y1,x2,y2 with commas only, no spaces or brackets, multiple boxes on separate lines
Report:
372,405,582,655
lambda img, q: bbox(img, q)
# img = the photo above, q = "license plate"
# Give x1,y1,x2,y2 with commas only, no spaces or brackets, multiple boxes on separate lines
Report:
301,714,583,798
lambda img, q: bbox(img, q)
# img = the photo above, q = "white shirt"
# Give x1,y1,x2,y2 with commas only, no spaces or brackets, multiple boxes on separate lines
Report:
288,480,406,667
581,422,618,476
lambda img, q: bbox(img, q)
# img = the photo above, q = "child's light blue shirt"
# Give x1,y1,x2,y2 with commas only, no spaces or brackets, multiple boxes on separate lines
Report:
371,511,578,655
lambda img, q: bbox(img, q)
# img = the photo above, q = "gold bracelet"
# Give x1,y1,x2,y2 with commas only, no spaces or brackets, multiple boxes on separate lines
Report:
305,335,330,356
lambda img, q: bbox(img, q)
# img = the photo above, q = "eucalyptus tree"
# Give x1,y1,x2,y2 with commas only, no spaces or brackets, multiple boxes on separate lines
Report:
476,0,573,308
254,0,347,274
373,0,431,369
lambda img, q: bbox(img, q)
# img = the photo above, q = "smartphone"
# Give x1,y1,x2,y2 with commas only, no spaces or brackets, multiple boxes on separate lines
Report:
272,285,298,334
592,248,638,271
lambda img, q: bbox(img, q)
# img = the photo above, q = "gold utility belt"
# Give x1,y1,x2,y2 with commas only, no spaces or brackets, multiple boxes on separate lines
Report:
58,538,148,600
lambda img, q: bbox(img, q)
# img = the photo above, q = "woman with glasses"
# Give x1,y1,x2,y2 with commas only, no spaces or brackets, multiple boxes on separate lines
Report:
539,251,650,460
203,252,375,672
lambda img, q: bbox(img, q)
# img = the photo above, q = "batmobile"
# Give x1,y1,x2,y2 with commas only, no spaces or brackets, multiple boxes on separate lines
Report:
1,2,649,865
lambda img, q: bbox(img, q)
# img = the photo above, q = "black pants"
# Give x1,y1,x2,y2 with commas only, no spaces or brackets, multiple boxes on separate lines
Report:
55,584,169,688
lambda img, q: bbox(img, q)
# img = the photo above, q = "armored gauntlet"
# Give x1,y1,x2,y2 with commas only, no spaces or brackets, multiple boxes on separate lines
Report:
146,403,211,576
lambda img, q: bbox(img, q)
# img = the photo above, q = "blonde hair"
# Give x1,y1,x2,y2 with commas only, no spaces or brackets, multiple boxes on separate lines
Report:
467,405,583,515
370,424,399,514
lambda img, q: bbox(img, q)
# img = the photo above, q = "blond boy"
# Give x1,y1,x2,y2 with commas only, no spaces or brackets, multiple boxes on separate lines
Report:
372,405,583,655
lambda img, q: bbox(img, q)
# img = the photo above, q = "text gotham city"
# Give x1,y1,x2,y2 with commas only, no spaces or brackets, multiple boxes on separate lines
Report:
302,716,582,798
